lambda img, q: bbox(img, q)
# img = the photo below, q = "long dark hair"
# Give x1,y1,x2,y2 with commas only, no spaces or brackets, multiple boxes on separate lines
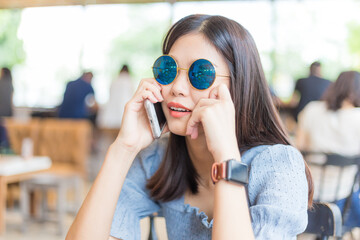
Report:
146,14,313,207
322,71,360,111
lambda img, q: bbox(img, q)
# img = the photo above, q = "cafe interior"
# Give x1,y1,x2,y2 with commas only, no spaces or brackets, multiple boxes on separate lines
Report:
0,0,360,239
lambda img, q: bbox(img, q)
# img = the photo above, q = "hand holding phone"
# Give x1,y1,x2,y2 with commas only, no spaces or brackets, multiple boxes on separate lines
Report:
144,100,167,138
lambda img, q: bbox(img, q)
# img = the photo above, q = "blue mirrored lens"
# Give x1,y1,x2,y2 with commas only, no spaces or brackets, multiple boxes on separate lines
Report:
152,56,177,85
188,59,216,90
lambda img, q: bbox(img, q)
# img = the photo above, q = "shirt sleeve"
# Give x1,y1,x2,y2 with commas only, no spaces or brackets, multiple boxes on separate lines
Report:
248,145,309,240
110,141,164,240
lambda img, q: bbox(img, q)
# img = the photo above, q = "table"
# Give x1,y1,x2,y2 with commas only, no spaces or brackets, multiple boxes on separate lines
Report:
0,155,51,234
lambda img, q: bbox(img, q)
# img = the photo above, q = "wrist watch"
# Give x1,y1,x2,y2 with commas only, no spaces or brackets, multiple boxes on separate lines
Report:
211,159,248,185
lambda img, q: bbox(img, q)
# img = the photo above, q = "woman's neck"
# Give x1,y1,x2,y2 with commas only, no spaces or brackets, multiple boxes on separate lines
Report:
185,134,214,188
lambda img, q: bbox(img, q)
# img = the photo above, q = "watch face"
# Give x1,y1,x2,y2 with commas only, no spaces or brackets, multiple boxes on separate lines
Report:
227,160,248,185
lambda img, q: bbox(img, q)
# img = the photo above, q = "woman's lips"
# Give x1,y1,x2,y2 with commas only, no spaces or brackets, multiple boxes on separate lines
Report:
170,110,191,118
167,102,192,118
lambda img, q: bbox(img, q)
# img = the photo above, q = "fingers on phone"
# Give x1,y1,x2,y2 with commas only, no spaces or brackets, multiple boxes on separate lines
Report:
142,90,158,103
141,78,162,91
141,80,163,102
152,89,164,102
142,78,162,89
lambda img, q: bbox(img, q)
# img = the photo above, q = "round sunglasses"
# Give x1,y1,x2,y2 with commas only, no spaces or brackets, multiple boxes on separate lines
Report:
152,55,230,90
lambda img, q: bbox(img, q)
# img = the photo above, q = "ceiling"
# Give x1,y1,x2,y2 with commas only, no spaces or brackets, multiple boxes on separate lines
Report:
0,0,230,9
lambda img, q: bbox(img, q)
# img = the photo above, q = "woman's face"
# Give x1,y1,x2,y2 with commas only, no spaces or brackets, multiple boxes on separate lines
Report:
161,32,231,136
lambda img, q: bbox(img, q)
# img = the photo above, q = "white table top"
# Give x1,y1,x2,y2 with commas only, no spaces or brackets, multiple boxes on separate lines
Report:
0,155,52,176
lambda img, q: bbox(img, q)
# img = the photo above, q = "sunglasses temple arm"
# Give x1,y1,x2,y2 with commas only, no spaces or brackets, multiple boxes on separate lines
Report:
216,74,230,78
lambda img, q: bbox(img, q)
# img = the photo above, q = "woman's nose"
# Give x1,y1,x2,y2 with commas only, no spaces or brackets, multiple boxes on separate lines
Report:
170,68,190,97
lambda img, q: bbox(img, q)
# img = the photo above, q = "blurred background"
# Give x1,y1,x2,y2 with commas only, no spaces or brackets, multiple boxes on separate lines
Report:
0,0,360,239
1,0,360,107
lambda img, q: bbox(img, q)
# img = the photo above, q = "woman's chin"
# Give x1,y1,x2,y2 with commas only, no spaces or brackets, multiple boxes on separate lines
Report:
168,125,187,137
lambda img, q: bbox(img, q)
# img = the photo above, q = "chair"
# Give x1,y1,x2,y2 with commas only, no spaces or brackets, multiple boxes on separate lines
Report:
303,152,360,236
305,202,342,240
3,117,41,208
38,118,92,178
4,117,41,155
20,173,82,235
20,119,92,235
148,214,155,240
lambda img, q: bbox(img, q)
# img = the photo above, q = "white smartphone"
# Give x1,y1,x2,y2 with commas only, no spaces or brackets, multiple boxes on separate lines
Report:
144,99,167,138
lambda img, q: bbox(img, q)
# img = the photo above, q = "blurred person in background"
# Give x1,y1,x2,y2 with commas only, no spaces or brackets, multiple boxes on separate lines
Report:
288,61,331,121
58,71,98,124
0,67,14,117
296,71,360,229
97,64,135,129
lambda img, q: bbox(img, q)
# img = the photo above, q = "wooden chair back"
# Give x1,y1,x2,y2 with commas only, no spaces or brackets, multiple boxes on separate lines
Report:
4,118,41,155
37,119,92,179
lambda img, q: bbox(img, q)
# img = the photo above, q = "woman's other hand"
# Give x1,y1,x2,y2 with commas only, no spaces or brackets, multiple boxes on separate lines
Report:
186,84,240,162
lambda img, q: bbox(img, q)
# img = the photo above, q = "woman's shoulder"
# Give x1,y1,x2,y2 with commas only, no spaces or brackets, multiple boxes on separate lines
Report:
242,144,304,171
246,144,309,237
245,144,308,207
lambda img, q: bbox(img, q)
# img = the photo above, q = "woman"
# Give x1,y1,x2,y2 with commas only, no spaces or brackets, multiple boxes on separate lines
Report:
296,71,360,229
67,14,312,240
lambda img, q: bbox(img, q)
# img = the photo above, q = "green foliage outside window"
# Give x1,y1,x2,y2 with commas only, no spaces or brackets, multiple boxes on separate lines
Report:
0,9,25,68
348,22,360,70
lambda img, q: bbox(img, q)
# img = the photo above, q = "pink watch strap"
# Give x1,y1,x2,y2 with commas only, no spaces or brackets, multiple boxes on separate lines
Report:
211,161,227,184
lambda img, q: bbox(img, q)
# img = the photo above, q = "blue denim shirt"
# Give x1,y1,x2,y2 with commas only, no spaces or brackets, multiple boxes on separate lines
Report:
110,136,308,240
